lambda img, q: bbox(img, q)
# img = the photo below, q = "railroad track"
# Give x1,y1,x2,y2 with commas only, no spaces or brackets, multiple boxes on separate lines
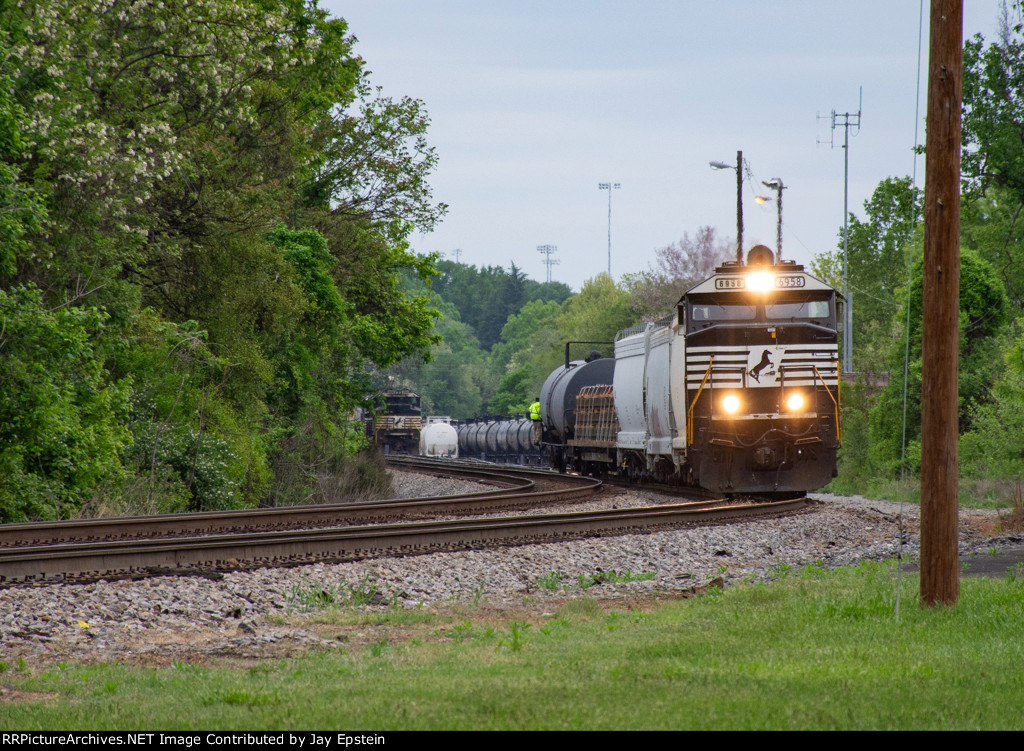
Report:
0,459,807,585
0,459,578,548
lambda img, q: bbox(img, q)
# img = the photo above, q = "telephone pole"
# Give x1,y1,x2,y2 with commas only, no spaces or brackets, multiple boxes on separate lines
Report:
710,152,744,263
920,0,962,608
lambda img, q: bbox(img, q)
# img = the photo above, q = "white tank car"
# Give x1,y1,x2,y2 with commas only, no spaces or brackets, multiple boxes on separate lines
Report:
419,417,459,458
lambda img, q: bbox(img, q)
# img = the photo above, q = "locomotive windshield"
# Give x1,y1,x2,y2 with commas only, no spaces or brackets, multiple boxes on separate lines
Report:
689,300,757,324
685,292,835,333
765,299,831,320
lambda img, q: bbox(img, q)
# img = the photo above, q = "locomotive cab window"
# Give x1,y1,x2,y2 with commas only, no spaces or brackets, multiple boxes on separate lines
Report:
686,297,757,332
686,291,835,333
765,298,831,322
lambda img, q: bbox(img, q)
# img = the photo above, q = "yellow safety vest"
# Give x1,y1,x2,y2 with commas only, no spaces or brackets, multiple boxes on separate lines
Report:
529,402,541,421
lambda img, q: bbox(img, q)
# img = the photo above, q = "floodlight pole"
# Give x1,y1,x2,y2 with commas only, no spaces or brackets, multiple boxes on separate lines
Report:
537,244,559,283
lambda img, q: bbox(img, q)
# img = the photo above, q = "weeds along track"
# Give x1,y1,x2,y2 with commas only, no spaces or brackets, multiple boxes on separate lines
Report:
0,458,806,585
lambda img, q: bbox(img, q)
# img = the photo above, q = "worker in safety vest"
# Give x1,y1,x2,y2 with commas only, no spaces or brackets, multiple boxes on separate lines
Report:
529,398,542,443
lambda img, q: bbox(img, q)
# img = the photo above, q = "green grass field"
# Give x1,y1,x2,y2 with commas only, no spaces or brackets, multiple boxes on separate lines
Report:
3,560,1024,730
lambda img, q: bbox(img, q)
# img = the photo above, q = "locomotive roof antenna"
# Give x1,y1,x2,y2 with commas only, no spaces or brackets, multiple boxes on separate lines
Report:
597,183,621,277
537,244,559,283
710,151,744,264
825,87,863,374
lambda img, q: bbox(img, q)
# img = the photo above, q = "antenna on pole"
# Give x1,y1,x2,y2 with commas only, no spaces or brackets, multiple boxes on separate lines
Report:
597,182,621,276
537,244,559,283
825,87,863,374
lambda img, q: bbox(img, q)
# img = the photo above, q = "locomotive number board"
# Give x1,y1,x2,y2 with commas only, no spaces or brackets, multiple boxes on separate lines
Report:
714,276,805,290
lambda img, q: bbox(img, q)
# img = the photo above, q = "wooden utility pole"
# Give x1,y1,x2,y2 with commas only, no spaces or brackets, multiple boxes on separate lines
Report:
920,0,962,607
734,150,744,263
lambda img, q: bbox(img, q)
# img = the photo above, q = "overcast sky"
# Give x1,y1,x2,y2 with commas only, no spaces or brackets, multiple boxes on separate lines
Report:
323,1,1008,291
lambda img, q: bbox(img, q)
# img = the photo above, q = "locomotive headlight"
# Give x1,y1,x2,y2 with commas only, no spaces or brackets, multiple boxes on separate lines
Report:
785,392,805,412
746,270,774,293
721,394,742,414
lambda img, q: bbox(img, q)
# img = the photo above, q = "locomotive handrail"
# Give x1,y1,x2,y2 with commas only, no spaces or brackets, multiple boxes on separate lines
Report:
687,363,746,392
687,357,713,446
813,363,841,445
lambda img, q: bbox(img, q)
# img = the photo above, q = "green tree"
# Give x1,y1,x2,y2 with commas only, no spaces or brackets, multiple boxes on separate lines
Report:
487,299,563,415
430,260,537,349
959,318,1024,481
0,287,131,520
869,247,1010,474
962,7,1024,306
389,296,488,419
2,1,445,515
525,279,572,306
488,275,633,416
813,177,921,374
623,226,733,321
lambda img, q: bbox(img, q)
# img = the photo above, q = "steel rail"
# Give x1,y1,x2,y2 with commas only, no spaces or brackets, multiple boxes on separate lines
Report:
0,496,806,585
0,464,558,548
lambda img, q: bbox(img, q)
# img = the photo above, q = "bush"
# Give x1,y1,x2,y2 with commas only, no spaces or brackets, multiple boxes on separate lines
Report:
0,287,130,521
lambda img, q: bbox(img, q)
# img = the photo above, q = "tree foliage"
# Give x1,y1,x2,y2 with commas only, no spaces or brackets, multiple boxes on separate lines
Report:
623,227,733,321
430,260,571,350
0,287,130,521
868,248,1009,475
486,274,633,416
0,0,445,516
813,177,921,374
962,6,1024,307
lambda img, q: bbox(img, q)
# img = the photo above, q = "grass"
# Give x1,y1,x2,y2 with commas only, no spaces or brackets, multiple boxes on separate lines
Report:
4,560,1024,730
287,574,386,611
824,471,1024,515
535,568,657,592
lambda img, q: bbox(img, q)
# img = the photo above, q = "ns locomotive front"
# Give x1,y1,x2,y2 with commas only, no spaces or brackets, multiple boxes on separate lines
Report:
366,388,422,454
540,246,841,494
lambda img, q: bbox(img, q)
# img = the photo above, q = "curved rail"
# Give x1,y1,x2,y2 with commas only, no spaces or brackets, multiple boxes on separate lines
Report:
0,462,545,548
0,458,806,585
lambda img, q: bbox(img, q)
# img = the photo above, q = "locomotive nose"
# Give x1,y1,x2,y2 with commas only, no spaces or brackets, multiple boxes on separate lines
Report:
753,445,777,469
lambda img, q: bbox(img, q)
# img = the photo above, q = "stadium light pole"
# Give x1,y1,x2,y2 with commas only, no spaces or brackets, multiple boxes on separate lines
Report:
598,182,620,277
710,151,743,263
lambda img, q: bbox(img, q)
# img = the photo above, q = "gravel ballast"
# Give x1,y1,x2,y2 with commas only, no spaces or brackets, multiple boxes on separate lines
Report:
0,471,1007,667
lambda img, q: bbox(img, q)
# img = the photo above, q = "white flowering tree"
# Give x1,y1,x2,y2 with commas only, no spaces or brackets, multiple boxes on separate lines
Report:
1,0,446,514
